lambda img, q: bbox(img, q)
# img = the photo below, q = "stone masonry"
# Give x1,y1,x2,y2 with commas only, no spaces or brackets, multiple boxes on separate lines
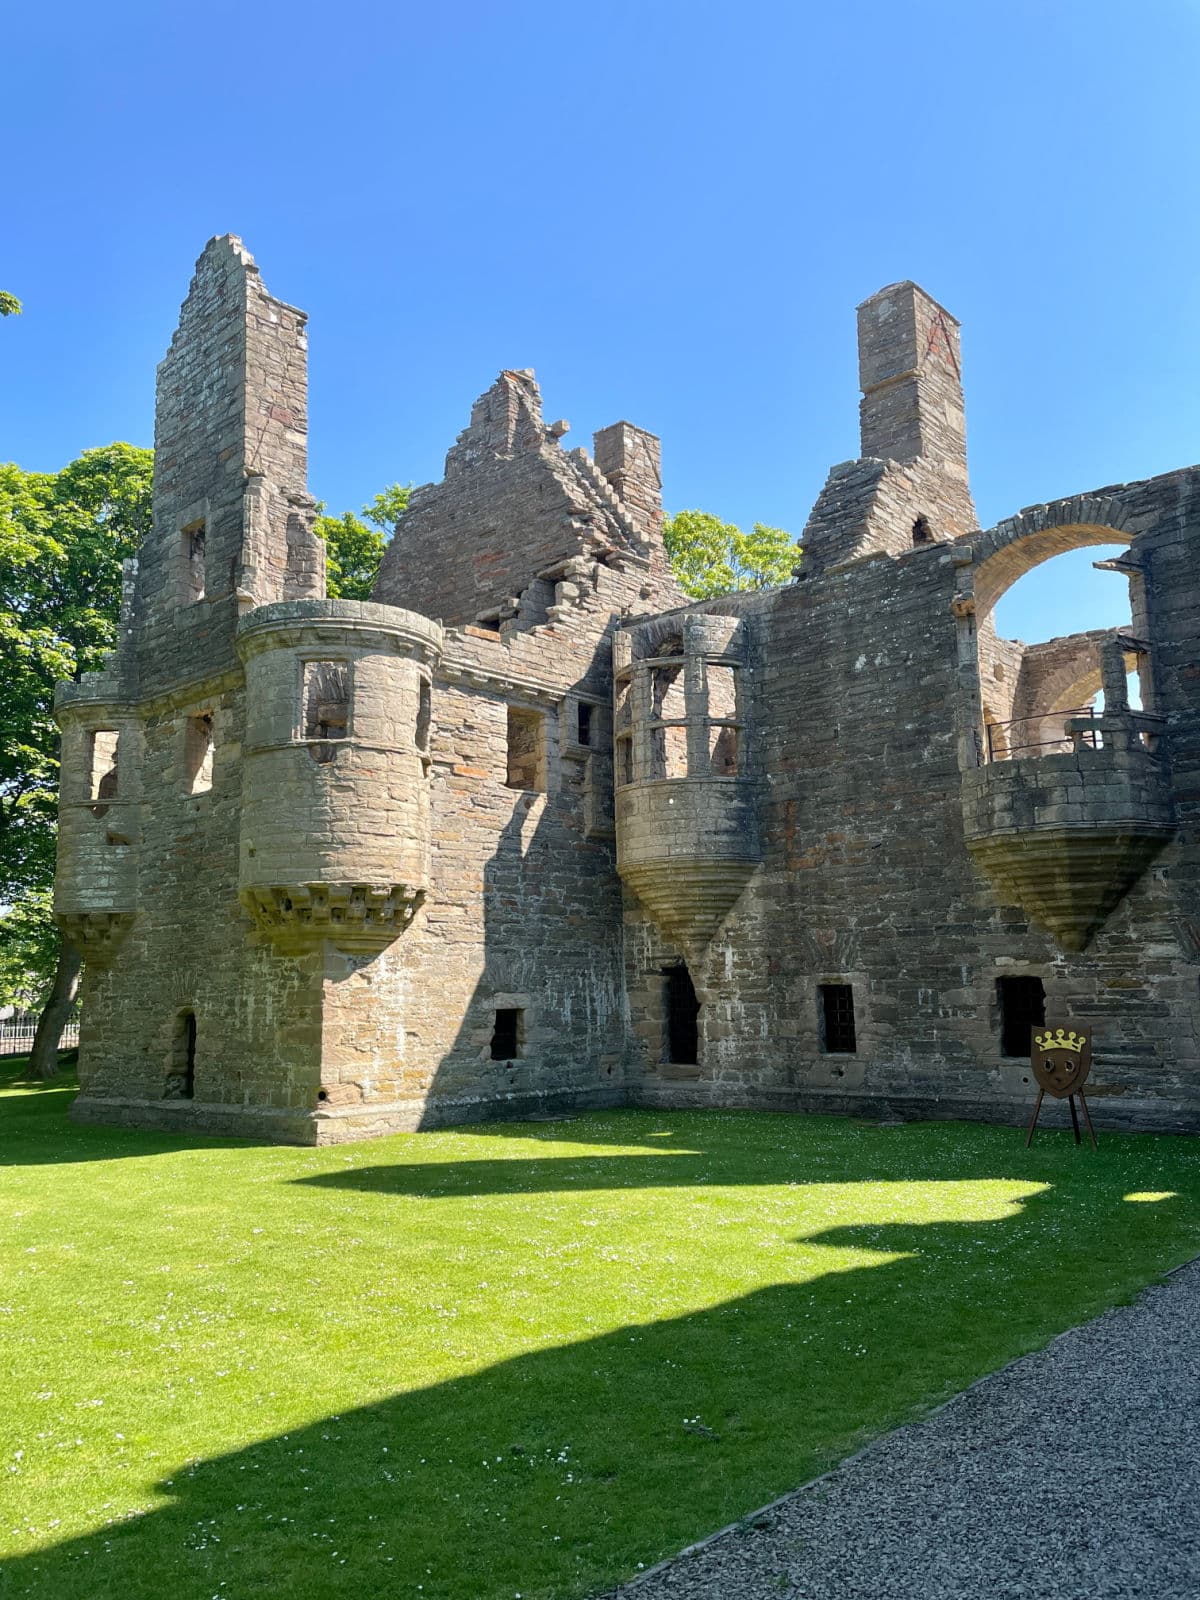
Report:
55,244,1200,1142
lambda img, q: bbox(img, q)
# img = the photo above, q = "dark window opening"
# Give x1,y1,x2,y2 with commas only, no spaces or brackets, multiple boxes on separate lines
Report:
664,963,699,1064
819,984,857,1053
505,706,546,791
166,1009,197,1100
577,702,593,747
416,678,432,751
490,1007,523,1061
183,521,206,603
912,515,932,546
998,976,1045,1057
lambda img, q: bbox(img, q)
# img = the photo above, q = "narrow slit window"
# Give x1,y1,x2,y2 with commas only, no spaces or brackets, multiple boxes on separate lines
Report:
998,976,1045,1057
664,963,699,1064
304,661,350,743
416,678,432,751
577,702,593,747
88,730,120,800
819,984,857,1054
506,706,546,791
617,736,633,788
184,712,215,794
490,1007,523,1062
182,521,206,603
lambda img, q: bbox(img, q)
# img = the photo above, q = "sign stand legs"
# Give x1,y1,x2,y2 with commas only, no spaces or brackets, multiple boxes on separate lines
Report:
1068,1093,1081,1145
1025,1087,1045,1148
1078,1090,1098,1151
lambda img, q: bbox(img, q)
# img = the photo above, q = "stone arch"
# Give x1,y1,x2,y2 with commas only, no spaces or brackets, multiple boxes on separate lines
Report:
971,494,1134,623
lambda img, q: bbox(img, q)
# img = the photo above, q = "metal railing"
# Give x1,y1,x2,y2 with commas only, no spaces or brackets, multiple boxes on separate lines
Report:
0,1015,80,1057
985,707,1101,763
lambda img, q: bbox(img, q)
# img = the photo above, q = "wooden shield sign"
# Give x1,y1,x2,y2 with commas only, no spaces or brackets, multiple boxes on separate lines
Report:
1031,1023,1092,1099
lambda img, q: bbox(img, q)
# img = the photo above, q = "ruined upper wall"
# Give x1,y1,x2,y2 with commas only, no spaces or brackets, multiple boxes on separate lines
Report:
374,370,681,626
132,235,323,686
802,282,978,574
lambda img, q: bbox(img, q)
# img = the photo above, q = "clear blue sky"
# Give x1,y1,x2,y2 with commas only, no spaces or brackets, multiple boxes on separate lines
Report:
4,0,1198,642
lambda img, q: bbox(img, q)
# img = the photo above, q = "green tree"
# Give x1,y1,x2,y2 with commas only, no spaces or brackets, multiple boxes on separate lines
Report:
0,889,59,1011
663,509,801,600
315,482,411,600
0,292,21,317
0,444,153,1075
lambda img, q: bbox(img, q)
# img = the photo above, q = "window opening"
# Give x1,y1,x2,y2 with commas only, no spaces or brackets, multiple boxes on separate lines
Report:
88,730,120,800
912,515,933,546
708,724,738,775
506,706,546,791
490,1007,523,1061
182,521,206,604
819,984,857,1053
577,702,593,747
617,736,633,787
184,712,215,794
166,1009,197,1099
304,660,350,743
998,976,1045,1057
416,678,432,751
664,963,699,1064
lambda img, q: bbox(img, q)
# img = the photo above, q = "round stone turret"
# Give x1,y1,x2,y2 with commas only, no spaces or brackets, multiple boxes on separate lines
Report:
614,611,760,960
236,600,443,952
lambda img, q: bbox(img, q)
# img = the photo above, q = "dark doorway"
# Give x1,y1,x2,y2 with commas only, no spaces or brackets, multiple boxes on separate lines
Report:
664,963,699,1065
166,1009,197,1100
997,976,1045,1057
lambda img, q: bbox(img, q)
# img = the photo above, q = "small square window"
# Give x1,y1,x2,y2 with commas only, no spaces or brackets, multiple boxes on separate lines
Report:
506,707,546,791
819,984,857,1054
490,1008,523,1061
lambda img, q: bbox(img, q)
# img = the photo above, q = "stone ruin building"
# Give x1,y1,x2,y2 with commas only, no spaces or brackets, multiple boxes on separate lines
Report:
54,235,1200,1142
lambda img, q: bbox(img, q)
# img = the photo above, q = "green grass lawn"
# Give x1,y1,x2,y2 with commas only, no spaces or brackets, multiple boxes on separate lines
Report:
3,1058,1200,1600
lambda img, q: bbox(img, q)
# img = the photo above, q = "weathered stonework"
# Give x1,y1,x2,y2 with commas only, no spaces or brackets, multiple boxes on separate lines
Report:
55,237,1200,1142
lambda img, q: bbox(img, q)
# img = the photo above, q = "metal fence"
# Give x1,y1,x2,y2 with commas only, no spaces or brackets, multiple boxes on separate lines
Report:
0,1016,80,1057
985,707,1101,763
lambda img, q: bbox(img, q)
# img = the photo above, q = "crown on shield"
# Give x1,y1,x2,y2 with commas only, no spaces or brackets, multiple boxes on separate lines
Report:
1034,1027,1087,1054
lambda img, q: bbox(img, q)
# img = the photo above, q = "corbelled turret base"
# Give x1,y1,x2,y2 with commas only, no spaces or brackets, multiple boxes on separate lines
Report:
620,859,756,964
966,826,1174,952
239,883,425,953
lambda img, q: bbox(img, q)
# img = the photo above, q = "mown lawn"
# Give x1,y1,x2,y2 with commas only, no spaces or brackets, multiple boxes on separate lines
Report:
3,1056,1200,1600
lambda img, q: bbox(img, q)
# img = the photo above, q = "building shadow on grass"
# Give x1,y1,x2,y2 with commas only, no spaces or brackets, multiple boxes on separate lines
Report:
2,1163,1188,1600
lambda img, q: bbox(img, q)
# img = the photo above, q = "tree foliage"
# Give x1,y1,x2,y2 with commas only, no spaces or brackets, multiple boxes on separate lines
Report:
315,482,410,600
663,509,801,599
0,291,21,317
0,445,153,903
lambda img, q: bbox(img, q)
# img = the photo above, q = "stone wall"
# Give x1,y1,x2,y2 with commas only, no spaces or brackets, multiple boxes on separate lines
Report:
55,240,1200,1144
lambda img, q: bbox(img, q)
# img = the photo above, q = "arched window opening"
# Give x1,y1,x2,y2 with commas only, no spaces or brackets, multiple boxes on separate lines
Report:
912,515,932,546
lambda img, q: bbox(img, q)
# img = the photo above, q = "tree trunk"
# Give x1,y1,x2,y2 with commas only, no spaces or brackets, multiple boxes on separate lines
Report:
29,941,82,1080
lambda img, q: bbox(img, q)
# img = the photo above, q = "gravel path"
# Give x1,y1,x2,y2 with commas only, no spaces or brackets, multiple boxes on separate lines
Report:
610,1258,1200,1600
